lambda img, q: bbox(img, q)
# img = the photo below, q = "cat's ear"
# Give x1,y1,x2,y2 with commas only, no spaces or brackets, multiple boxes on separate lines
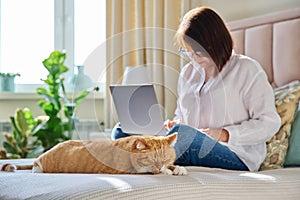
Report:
166,132,178,147
135,139,147,150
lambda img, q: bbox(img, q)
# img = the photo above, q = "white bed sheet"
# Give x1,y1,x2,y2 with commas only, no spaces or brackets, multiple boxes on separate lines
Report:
0,159,300,200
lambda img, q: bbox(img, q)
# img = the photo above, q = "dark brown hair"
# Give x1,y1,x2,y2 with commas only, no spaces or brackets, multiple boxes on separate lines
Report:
176,7,233,71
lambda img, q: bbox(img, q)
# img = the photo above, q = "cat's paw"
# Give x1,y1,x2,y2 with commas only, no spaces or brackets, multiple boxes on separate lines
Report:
1,163,16,172
172,166,188,176
32,160,43,173
160,167,173,175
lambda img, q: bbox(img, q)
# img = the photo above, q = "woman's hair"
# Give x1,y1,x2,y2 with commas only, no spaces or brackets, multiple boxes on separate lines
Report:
175,7,233,71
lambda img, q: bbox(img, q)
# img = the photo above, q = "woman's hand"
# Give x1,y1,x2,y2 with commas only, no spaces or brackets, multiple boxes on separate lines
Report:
164,119,182,131
200,128,229,142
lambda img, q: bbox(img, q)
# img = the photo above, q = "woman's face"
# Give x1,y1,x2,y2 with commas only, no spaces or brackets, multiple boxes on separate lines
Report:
179,46,216,69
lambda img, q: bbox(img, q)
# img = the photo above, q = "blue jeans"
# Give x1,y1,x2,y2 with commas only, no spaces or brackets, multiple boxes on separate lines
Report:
111,123,248,171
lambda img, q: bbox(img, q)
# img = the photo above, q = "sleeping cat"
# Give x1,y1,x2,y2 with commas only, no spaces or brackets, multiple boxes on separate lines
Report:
1,132,187,175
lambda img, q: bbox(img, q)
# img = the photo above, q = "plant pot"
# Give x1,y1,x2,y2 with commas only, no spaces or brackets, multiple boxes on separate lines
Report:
0,76,15,92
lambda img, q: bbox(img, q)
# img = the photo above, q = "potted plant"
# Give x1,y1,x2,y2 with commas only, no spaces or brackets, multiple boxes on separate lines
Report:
2,108,48,159
0,72,20,92
34,50,91,151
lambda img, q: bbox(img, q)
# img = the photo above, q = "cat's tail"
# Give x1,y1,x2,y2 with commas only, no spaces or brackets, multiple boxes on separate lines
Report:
1,163,33,172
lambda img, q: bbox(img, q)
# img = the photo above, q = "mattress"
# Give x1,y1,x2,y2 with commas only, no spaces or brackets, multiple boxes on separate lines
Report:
0,159,300,200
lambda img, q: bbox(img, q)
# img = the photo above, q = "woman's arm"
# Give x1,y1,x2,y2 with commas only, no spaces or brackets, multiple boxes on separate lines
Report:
201,128,229,142
224,71,281,146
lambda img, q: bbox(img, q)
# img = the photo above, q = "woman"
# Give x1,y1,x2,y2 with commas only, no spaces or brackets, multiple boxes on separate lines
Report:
112,7,281,172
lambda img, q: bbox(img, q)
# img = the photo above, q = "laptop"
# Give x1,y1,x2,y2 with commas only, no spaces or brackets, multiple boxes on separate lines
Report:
109,84,167,136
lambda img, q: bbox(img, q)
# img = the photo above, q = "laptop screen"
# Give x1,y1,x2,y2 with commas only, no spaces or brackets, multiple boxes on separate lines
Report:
109,84,167,136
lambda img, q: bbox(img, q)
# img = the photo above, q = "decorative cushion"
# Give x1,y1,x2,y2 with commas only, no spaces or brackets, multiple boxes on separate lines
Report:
284,104,300,166
260,81,300,170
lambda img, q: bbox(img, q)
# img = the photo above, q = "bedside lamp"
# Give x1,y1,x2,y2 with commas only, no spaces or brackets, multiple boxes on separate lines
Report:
122,66,150,85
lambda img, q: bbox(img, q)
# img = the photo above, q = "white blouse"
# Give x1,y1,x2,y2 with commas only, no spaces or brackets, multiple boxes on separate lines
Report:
174,52,281,171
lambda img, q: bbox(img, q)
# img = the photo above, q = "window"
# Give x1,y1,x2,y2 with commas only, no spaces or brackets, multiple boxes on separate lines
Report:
0,0,106,90
0,0,54,84
74,0,106,84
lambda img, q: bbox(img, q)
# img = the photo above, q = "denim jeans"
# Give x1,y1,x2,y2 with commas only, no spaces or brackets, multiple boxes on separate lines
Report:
111,123,248,171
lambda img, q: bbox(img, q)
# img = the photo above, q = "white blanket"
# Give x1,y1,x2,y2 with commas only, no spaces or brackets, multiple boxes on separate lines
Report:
0,159,300,200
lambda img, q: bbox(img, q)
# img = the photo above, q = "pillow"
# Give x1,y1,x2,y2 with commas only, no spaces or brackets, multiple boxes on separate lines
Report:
284,104,300,167
260,81,300,170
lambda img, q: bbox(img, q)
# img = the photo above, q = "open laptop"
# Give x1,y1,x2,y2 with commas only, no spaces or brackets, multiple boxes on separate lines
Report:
109,84,167,136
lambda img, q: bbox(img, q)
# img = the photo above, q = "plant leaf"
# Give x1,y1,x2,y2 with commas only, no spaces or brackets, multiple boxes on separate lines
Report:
10,116,23,141
8,154,21,159
3,141,18,154
23,108,35,136
3,132,15,144
36,88,58,107
42,50,68,77
74,90,90,106
31,116,49,135
15,109,29,137
26,144,44,158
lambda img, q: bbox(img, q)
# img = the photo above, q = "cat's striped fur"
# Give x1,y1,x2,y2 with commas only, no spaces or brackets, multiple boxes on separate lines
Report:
1,133,187,175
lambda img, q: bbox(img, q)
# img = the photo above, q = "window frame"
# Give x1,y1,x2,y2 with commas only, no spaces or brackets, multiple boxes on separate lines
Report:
55,0,74,78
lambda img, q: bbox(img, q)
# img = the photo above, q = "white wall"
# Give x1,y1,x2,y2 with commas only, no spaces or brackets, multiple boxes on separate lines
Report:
192,0,300,21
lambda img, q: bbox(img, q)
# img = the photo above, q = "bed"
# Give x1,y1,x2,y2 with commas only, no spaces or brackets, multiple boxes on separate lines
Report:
1,7,300,200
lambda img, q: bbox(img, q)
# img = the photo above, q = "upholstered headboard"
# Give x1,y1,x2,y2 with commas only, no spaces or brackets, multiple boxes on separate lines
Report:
227,7,300,88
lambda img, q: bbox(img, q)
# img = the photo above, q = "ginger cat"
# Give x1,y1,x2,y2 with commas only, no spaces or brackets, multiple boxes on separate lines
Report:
1,133,187,175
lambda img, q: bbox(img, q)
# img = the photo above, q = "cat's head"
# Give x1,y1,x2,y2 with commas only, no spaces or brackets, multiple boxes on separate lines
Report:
129,132,177,174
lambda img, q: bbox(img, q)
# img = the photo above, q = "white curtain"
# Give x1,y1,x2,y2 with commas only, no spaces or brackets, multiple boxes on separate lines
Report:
105,0,191,129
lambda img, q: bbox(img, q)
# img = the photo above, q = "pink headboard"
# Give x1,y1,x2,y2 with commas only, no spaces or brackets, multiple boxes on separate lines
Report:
227,7,300,88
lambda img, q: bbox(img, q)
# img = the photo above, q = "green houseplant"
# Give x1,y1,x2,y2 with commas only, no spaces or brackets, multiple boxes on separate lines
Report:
34,50,90,151
2,108,48,159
